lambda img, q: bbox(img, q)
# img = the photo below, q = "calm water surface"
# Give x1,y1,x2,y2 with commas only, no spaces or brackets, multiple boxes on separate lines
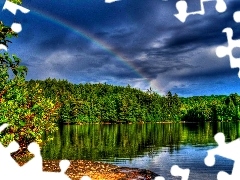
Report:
42,122,239,179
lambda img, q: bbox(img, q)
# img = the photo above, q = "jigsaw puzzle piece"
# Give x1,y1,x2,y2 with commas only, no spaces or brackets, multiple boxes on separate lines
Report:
20,144,72,179
154,165,190,180
105,0,120,3
175,0,227,22
2,0,30,33
11,22,22,33
59,160,70,173
205,133,240,163
0,123,8,132
217,170,240,180
215,0,227,13
0,140,21,179
216,28,240,78
81,175,92,180
233,11,240,23
154,176,165,180
175,0,209,23
39,172,71,180
39,160,71,180
21,142,43,173
174,1,188,23
0,44,7,51
0,124,20,172
171,165,190,180
216,161,240,180
0,113,22,179
2,0,30,15
205,133,240,180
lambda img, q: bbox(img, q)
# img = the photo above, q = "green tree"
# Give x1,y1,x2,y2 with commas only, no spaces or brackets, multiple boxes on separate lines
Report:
0,0,60,158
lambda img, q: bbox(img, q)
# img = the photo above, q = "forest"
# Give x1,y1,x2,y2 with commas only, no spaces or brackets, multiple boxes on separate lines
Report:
26,78,240,124
0,0,239,155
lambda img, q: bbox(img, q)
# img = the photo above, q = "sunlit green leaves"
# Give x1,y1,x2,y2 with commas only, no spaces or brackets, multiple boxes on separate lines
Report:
0,67,59,156
0,0,59,157
0,21,17,46
9,0,22,5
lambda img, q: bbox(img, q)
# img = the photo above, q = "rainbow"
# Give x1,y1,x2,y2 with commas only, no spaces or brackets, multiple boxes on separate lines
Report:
25,6,162,94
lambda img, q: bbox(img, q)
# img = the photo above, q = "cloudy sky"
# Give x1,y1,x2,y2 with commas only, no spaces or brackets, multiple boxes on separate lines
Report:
1,0,240,96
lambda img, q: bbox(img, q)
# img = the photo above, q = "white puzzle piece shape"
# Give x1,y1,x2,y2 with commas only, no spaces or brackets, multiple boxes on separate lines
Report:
0,124,73,179
175,0,227,23
204,132,240,180
105,0,120,3
216,27,240,78
2,0,30,33
171,165,190,180
2,0,30,15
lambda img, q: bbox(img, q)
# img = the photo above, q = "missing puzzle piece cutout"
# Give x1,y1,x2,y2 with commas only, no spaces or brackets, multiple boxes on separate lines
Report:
0,123,92,179
175,0,227,23
81,176,92,180
2,0,30,33
215,27,240,76
0,140,21,179
0,124,21,179
105,0,120,3
0,44,7,51
0,0,30,50
2,0,30,15
10,22,22,33
215,10,240,78
233,11,240,23
15,142,71,179
0,124,84,179
204,132,240,180
171,165,190,180
154,165,190,180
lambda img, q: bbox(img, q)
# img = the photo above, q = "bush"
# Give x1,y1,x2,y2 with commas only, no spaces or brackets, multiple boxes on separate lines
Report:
0,66,60,157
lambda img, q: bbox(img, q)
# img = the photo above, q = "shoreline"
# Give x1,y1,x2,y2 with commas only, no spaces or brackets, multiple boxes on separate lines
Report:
17,159,159,180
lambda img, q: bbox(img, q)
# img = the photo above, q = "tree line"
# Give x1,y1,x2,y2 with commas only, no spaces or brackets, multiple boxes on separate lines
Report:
0,0,239,157
26,78,240,123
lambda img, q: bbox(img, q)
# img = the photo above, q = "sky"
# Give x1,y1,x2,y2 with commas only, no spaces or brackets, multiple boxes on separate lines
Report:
1,0,240,97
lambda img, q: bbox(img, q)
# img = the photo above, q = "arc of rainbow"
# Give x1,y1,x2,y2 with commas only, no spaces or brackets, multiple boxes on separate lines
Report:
25,6,162,94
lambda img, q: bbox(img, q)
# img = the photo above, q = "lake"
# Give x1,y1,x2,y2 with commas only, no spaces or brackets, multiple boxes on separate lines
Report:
41,122,239,179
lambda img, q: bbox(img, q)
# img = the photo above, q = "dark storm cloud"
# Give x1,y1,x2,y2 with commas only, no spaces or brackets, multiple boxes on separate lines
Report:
2,0,240,96
37,33,69,51
176,64,237,80
164,12,232,51
131,58,198,79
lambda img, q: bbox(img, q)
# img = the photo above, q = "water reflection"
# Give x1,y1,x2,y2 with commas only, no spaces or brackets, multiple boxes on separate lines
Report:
41,122,239,179
42,122,240,160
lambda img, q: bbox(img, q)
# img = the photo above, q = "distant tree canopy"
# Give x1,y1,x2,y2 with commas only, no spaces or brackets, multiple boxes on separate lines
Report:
26,79,240,124
1,0,240,158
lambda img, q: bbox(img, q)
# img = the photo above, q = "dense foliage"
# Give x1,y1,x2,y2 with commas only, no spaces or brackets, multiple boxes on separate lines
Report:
26,78,240,123
0,69,60,155
0,0,60,157
1,0,240,159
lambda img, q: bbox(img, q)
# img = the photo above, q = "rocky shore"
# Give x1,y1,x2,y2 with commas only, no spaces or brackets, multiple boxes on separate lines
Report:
42,160,159,180
14,152,159,179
